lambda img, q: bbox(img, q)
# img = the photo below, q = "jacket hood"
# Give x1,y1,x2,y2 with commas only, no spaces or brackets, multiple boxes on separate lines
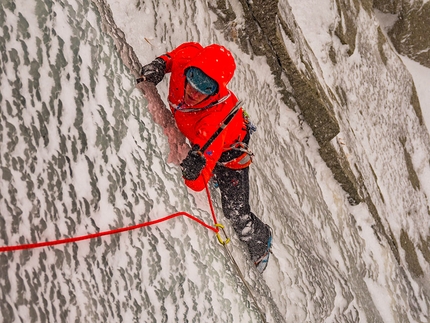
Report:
185,44,236,96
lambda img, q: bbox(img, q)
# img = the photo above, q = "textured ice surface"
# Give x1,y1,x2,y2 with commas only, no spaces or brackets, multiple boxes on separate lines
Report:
1,0,429,322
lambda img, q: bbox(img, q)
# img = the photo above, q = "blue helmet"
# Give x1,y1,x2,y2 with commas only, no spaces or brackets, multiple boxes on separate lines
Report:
185,67,218,95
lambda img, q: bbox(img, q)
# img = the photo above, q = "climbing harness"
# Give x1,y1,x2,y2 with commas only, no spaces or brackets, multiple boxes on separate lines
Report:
213,104,256,170
176,98,255,171
217,141,254,169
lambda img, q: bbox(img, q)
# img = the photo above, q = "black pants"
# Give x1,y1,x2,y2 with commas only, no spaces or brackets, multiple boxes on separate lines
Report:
213,165,271,262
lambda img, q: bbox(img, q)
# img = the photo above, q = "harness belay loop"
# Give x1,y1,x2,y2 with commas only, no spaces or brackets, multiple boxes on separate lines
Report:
218,141,254,169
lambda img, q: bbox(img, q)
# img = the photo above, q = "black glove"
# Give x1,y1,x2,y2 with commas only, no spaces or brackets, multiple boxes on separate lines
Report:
138,57,166,85
181,145,206,181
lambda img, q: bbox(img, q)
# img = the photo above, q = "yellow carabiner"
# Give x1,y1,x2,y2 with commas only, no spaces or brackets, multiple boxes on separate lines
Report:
215,223,230,245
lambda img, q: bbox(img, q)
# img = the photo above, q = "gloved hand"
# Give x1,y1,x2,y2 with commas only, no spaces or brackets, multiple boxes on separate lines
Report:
138,57,166,85
181,145,206,181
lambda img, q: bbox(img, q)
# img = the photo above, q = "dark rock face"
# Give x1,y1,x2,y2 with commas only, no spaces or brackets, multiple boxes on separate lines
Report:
212,0,362,204
212,0,428,207
374,0,430,68
211,0,430,282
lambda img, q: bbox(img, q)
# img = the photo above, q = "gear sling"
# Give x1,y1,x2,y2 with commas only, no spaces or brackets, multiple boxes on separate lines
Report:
197,101,253,170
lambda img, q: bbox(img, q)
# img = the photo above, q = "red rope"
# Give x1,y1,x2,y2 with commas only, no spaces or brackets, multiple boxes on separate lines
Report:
204,181,218,225
0,211,218,253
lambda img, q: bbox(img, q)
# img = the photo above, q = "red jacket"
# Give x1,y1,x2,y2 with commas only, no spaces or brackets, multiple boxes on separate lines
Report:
159,42,249,191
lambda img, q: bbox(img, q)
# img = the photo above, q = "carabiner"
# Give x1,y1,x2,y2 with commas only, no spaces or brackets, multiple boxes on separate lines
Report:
215,223,230,245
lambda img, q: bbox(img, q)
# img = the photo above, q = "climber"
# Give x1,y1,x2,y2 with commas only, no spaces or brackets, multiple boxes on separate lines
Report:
139,42,272,273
